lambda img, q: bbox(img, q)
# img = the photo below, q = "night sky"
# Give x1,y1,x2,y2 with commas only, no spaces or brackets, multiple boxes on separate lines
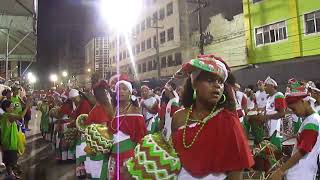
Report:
34,0,99,88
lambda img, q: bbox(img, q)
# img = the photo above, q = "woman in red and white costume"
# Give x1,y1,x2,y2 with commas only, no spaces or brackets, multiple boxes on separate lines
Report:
171,55,254,180
83,80,113,179
108,80,147,180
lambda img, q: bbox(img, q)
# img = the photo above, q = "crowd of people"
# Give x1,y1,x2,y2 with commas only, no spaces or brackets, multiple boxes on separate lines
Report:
1,54,320,180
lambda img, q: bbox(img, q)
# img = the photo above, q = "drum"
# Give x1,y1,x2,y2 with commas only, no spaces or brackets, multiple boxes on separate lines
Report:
76,114,88,133
246,114,267,144
84,124,113,154
252,140,282,172
126,133,181,180
64,127,79,147
282,138,296,157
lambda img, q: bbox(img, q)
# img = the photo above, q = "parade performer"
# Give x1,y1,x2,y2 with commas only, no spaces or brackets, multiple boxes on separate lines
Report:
68,89,92,178
53,98,74,161
255,80,268,111
140,85,159,133
244,86,256,112
308,81,320,113
160,82,181,141
39,98,50,140
108,80,147,180
234,83,248,122
255,77,287,137
270,80,320,180
171,55,254,179
82,81,113,179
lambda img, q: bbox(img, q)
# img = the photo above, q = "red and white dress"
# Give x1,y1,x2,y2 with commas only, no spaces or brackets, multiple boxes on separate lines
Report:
163,97,181,141
107,113,147,180
83,103,112,179
286,113,320,180
172,109,254,179
235,91,248,122
265,92,286,136
255,90,268,109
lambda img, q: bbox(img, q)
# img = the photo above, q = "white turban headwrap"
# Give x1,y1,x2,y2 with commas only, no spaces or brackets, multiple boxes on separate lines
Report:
68,89,79,98
264,76,278,87
115,80,133,94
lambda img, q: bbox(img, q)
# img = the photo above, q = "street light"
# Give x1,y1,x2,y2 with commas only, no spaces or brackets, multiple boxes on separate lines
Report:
50,74,58,87
62,71,68,77
100,0,143,33
27,72,36,84
87,68,91,73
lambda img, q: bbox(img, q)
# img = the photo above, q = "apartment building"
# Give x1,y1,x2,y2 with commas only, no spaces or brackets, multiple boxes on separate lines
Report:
243,0,320,64
85,37,110,79
108,0,191,81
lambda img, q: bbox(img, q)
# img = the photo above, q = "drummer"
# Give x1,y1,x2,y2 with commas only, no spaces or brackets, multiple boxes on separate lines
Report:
308,81,320,113
255,77,286,137
270,79,320,180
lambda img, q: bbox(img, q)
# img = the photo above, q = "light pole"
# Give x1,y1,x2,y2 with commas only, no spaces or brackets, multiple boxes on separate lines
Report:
152,16,164,80
50,74,58,87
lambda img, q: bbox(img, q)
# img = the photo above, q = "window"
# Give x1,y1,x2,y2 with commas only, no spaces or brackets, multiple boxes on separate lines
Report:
147,38,152,49
123,51,126,59
141,20,146,32
305,10,320,34
136,44,140,54
142,62,147,72
160,31,166,44
167,27,174,41
112,56,115,63
141,41,146,51
136,24,140,34
138,64,142,73
119,52,123,61
132,47,136,55
161,56,167,68
159,8,165,20
175,52,182,65
153,35,157,48
153,60,157,70
167,55,174,67
255,21,287,46
252,0,263,3
153,12,158,24
167,2,173,16
128,67,132,74
148,61,153,71
146,17,151,28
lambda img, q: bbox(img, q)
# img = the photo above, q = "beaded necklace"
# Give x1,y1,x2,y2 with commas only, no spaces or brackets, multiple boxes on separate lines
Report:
182,105,224,149
110,102,132,131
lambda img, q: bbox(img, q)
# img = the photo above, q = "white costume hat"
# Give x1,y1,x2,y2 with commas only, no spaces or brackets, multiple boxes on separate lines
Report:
69,89,79,98
264,76,278,87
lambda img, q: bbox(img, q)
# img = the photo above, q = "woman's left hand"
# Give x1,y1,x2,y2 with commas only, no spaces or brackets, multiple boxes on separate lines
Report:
269,169,284,180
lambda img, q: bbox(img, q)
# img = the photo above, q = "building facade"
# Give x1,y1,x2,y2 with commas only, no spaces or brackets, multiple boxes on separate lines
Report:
85,37,110,79
243,0,320,64
190,13,248,67
108,0,192,81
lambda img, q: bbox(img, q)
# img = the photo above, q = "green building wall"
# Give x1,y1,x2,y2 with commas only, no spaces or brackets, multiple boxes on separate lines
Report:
243,0,320,64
